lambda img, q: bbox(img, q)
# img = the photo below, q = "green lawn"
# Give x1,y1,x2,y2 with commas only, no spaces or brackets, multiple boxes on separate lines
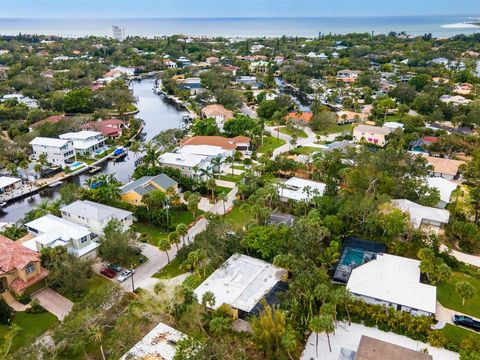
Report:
314,123,353,135
232,165,245,170
224,202,255,231
219,174,242,183
437,323,480,347
215,186,232,195
64,275,112,303
438,271,480,318
290,146,322,155
152,257,187,279
257,136,286,153
0,311,57,353
279,127,308,138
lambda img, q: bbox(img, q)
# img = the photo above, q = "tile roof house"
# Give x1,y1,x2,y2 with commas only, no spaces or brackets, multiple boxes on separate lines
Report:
29,115,65,131
285,112,313,123
82,119,127,138
201,104,234,129
180,135,251,151
61,200,133,235
422,155,465,181
0,235,48,295
347,253,437,316
120,174,178,205
355,336,433,360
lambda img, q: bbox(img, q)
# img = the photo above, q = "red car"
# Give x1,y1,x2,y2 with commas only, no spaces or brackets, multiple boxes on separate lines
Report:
100,267,117,279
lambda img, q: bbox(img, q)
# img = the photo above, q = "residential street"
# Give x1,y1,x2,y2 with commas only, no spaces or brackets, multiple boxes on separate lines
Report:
264,125,318,157
121,187,237,293
440,244,480,267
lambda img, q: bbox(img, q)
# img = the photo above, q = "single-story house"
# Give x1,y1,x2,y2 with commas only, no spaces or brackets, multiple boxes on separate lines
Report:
0,176,22,194
383,121,404,131
120,322,186,360
336,110,366,124
24,214,99,260
422,155,464,181
60,200,133,235
353,124,391,147
278,177,326,202
180,135,251,151
392,199,450,233
425,177,458,209
158,152,211,180
0,235,48,295
285,111,313,123
120,174,178,205
355,336,433,360
194,254,288,319
347,253,437,316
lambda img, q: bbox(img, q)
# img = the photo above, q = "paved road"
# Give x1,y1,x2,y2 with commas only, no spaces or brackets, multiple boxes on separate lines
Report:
32,287,73,321
120,187,237,293
264,125,318,157
436,301,480,334
440,244,480,267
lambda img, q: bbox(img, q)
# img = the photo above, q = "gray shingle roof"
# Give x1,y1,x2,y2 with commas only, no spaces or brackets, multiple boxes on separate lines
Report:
120,174,177,195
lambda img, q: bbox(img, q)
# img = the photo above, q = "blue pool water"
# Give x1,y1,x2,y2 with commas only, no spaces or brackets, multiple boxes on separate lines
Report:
70,161,83,167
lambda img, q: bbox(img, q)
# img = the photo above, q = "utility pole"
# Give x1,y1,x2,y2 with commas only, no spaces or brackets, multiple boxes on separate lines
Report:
130,265,135,292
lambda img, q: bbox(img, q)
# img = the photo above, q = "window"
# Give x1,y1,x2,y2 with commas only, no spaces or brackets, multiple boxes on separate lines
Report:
80,236,88,244
25,263,36,275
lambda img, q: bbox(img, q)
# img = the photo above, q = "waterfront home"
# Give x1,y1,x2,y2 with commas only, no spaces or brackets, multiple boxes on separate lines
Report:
120,174,178,205
24,214,99,260
60,200,133,235
178,77,202,94
59,130,105,157
194,254,288,318
236,75,263,89
422,155,464,181
285,111,313,123
30,137,75,167
158,152,211,180
392,199,450,233
120,322,186,360
278,177,326,202
82,118,128,138
347,253,436,317
353,124,391,147
425,177,458,209
0,235,48,295
201,104,234,129
250,60,269,74
0,176,22,194
180,135,251,151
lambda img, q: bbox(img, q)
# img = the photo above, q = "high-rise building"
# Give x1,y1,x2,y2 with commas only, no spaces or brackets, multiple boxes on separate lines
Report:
112,26,124,41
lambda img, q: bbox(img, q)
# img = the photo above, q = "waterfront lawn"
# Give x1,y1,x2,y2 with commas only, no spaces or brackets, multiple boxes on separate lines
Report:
152,257,186,279
0,311,57,352
257,136,286,153
279,127,308,138
437,271,480,318
438,323,480,347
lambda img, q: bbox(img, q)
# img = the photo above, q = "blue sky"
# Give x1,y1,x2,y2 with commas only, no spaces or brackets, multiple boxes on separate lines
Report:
0,0,479,18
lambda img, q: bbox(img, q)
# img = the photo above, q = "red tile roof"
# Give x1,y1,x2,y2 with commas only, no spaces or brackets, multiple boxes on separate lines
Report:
0,235,41,272
10,268,48,292
31,115,65,128
181,136,251,150
286,112,313,123
423,136,439,143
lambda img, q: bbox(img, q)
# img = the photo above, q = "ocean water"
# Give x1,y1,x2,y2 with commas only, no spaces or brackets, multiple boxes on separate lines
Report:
0,15,479,38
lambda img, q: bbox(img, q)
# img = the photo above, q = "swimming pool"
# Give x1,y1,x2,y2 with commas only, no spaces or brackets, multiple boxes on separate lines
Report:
95,147,108,155
69,161,84,170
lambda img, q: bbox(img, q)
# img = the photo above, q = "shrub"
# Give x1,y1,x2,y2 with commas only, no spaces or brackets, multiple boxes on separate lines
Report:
26,299,46,314
0,298,14,325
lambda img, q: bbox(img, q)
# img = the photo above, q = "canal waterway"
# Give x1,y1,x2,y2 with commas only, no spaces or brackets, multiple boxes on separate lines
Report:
0,78,185,223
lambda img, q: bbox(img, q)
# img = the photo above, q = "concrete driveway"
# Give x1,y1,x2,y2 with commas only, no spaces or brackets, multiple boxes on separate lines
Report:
32,287,73,321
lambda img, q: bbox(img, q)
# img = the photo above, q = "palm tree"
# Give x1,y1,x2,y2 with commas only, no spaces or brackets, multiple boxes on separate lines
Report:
153,281,166,297
142,140,160,168
19,160,29,181
158,237,172,264
201,291,216,311
310,314,335,353
192,165,200,179
226,155,235,176
199,166,213,182
206,178,216,202
217,192,228,214
168,231,181,251
6,162,17,177
210,156,224,179
456,281,475,306
176,223,188,245
129,140,141,159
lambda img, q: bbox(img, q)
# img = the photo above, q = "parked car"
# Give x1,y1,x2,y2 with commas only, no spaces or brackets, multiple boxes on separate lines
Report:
107,263,122,272
100,267,117,279
118,269,134,282
452,315,480,331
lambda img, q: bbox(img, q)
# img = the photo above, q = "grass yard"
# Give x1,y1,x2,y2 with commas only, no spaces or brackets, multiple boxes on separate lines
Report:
152,257,186,279
437,271,480,318
290,146,322,155
65,275,112,303
224,202,255,232
219,174,242,183
0,311,57,352
214,186,232,196
257,136,286,153
278,127,308,138
315,123,353,135
437,323,480,347
232,165,245,170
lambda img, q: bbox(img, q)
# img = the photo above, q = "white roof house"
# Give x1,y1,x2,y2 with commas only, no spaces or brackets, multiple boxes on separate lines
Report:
0,176,21,191
29,137,72,148
23,214,98,259
194,254,288,314
159,152,209,168
120,322,186,360
177,145,230,157
383,121,404,131
59,130,104,151
60,200,133,234
278,177,326,202
425,177,458,208
392,199,450,230
347,253,437,315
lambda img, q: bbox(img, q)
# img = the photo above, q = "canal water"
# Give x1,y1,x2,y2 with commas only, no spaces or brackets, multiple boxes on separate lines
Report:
0,78,185,223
